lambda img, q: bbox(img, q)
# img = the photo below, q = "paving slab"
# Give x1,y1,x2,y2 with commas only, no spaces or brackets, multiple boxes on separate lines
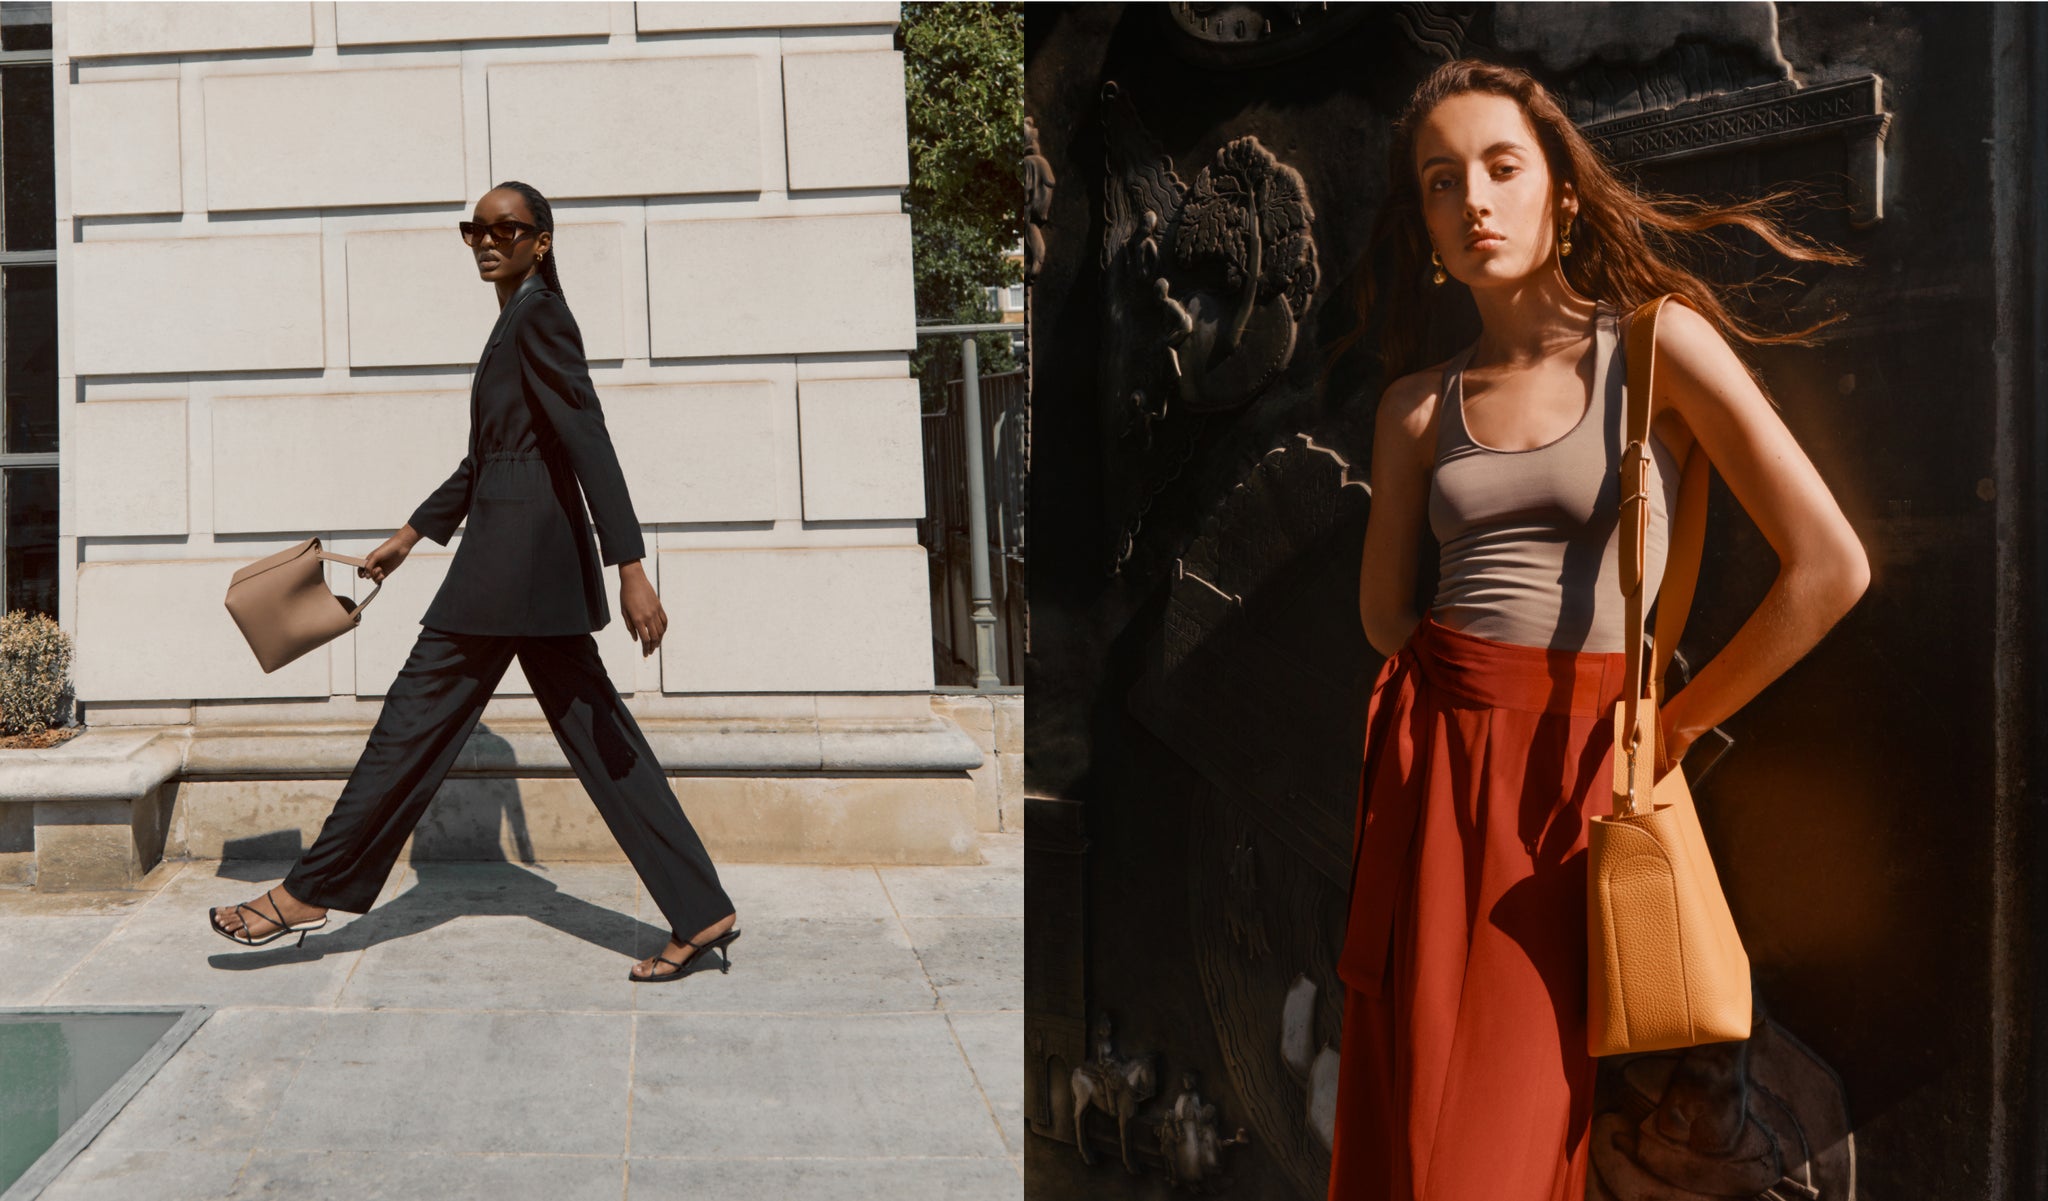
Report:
338,913,645,1012
950,1010,1025,1154
0,915,126,1003
337,863,646,1012
627,915,937,1014
234,1150,626,1200
900,915,1023,1012
691,861,898,924
87,1007,326,1154
627,1155,1022,1200
44,862,385,1008
262,1010,633,1155
629,1012,1008,1159
35,1147,249,1201
879,858,1023,917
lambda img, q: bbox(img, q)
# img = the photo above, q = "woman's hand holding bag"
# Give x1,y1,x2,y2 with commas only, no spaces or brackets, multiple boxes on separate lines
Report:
223,536,385,674
358,531,417,584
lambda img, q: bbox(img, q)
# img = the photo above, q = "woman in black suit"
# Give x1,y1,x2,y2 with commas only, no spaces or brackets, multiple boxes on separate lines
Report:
209,182,740,983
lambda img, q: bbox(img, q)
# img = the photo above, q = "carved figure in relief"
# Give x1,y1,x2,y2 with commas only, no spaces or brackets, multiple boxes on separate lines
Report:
1071,1012,1162,1173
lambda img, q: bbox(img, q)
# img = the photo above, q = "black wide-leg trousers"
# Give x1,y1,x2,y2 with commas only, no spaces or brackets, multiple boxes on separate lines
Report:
282,624,733,940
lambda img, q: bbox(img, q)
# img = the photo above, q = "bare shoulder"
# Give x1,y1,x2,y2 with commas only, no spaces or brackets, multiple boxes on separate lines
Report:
1620,299,1726,462
1375,362,1451,440
1373,361,1451,471
1618,296,1728,373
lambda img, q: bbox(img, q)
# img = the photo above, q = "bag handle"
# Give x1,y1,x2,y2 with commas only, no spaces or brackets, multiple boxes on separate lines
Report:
313,547,384,618
1617,293,1712,812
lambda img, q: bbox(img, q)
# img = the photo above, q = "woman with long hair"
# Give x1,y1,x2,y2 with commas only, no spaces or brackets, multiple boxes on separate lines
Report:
208,182,741,984
1329,61,1869,1198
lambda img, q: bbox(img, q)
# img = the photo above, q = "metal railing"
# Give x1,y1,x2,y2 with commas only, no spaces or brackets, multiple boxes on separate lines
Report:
916,324,1026,689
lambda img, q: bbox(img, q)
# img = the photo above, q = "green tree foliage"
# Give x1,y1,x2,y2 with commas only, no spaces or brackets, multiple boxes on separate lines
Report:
901,1,1022,412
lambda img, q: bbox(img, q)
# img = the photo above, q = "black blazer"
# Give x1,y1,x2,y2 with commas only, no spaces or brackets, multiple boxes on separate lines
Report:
407,271,645,636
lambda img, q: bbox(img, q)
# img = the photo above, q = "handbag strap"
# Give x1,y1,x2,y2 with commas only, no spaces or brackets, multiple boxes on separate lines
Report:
1618,294,1712,796
313,547,384,616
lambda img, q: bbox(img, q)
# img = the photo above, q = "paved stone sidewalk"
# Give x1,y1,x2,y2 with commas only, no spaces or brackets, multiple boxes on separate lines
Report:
0,833,1022,1201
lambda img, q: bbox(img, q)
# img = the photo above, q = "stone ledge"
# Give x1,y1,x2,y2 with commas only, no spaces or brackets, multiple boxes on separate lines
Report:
170,715,983,778
0,714,987,886
0,728,184,801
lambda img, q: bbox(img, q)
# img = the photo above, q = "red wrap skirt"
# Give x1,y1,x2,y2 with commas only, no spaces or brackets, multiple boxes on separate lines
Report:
1329,613,1633,1201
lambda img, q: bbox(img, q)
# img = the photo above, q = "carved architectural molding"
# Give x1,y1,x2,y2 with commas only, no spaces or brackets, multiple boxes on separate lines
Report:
1583,75,1892,225
1157,2,1372,69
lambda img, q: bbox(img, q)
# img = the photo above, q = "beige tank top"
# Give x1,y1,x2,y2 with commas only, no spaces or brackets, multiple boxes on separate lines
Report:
1425,302,1682,653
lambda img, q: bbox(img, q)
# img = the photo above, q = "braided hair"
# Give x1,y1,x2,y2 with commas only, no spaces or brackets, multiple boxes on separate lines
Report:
493,179,566,304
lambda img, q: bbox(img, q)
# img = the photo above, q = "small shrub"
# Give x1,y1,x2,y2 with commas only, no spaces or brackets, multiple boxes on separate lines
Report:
0,609,74,737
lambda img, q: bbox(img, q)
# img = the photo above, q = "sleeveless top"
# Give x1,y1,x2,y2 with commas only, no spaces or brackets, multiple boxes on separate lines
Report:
1425,302,1683,653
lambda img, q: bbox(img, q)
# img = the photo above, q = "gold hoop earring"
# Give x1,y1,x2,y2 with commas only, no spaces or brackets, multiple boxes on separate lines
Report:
1559,220,1573,259
1431,249,1446,286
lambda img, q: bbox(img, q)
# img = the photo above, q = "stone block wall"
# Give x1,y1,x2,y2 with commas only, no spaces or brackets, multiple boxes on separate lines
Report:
54,1,929,715
931,693,1023,833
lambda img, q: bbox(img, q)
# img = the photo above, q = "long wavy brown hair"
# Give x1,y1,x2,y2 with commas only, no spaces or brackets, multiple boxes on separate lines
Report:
1330,59,1857,386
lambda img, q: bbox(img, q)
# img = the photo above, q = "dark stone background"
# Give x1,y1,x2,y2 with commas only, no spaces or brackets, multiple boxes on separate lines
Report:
1025,4,2044,1198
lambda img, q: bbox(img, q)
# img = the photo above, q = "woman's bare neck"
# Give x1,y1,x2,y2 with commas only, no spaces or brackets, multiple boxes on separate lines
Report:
1465,277,1599,373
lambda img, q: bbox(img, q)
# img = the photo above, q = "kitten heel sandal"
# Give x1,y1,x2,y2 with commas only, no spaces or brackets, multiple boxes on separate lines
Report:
208,888,327,948
629,927,741,983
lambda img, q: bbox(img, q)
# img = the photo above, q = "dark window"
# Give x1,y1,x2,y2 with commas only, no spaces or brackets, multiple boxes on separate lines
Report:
0,2,48,52
5,262,53,453
3,463,53,613
0,0,53,620
3,62,52,251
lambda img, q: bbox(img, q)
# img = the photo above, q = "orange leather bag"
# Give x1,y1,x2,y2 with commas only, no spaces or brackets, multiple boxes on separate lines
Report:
223,536,381,673
1586,293,1752,1056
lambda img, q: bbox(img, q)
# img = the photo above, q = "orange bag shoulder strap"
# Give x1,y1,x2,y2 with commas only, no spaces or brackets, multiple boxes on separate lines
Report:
1620,294,1711,752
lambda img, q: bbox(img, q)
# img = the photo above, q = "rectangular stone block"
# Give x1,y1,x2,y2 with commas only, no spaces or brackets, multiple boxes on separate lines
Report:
783,50,908,191
345,229,499,368
203,68,466,212
605,381,781,524
33,799,143,891
932,695,995,752
68,78,182,216
336,2,611,45
661,546,933,692
488,56,766,200
0,800,29,885
345,224,624,367
65,2,313,58
210,390,466,535
76,558,334,702
544,224,629,361
636,2,900,31
796,376,924,520
646,213,913,357
993,695,1023,752
997,749,1021,832
71,235,325,376
73,399,188,537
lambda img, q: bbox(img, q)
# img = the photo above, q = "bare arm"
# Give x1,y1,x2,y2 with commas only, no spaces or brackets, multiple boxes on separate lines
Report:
1650,304,1871,764
1358,369,1443,658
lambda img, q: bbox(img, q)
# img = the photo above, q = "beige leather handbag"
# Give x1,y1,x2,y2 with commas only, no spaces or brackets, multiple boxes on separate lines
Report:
223,536,382,673
1586,293,1752,1057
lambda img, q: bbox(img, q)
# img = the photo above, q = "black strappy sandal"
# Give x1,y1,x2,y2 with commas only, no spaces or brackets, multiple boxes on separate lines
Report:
208,888,328,948
629,926,742,983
